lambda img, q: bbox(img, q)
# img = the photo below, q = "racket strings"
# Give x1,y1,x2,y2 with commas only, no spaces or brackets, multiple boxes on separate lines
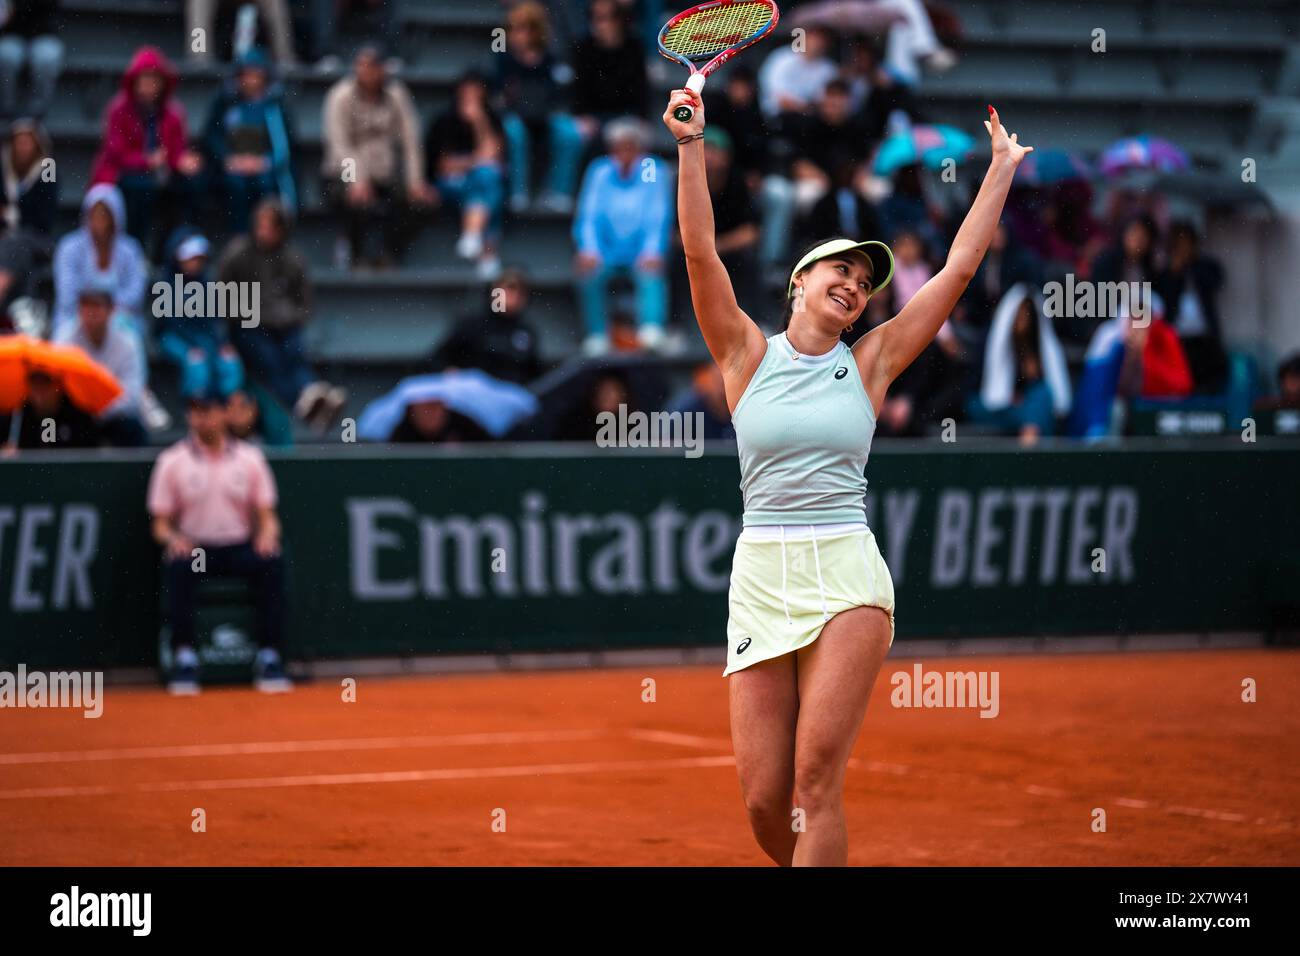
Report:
662,2,775,59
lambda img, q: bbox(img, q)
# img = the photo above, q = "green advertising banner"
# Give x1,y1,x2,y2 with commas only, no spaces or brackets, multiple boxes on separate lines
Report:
2,442,1298,670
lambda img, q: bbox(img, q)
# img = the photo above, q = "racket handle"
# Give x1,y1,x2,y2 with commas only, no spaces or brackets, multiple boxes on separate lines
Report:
674,73,707,123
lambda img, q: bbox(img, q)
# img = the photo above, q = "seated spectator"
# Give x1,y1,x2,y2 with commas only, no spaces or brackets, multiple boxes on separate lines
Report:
322,46,435,270
187,0,296,66
1254,353,1300,412
146,391,290,694
1,119,56,321
156,230,244,401
889,229,933,308
90,47,205,258
202,48,296,235
225,384,293,446
0,0,63,119
706,65,769,187
967,284,1071,444
54,287,147,446
387,398,491,444
570,0,647,142
52,184,147,339
217,198,345,428
960,220,1042,328
553,369,636,441
881,0,955,86
5,368,100,450
877,163,942,250
573,118,672,355
757,25,837,121
1069,293,1192,438
425,72,507,281
666,362,734,441
1154,220,1227,393
775,80,871,229
494,0,582,213
843,39,921,141
431,268,543,385
797,160,883,266
1084,214,1158,343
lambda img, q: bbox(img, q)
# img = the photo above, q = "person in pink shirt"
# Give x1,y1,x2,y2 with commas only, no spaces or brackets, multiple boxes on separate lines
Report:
146,391,289,694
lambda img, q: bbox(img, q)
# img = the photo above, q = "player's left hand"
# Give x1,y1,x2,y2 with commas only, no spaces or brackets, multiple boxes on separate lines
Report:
984,105,1033,166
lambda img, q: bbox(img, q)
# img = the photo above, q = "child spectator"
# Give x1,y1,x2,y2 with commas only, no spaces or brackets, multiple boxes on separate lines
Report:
90,47,205,256
156,230,244,401
202,48,296,235
572,118,672,355
322,46,435,270
54,286,148,446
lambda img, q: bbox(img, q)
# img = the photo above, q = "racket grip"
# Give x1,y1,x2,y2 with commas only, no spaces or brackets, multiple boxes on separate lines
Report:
674,73,707,123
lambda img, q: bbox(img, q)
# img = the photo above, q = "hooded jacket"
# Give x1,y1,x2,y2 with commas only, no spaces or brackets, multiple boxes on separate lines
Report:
1,119,57,236
980,283,1072,417
52,184,148,337
90,47,192,185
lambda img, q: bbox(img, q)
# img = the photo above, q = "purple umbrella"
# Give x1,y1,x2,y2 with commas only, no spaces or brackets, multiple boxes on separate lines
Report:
1099,136,1190,177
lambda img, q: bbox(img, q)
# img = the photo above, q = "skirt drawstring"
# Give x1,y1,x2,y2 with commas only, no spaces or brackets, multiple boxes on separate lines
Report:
810,525,829,621
779,525,793,626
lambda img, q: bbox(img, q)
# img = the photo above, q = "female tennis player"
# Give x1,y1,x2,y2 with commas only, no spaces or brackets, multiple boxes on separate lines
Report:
665,91,1031,866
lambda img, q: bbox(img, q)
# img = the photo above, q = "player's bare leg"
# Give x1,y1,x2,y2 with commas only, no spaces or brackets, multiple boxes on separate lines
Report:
729,653,799,865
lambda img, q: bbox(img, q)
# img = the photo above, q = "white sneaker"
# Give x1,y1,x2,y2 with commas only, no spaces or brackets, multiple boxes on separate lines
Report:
581,334,609,357
294,381,330,421
508,193,530,214
141,389,172,431
455,230,484,260
538,191,574,215
638,325,667,352
476,254,503,282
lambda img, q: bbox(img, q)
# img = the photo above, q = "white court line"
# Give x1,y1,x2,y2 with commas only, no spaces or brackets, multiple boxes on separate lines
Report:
0,730,605,766
0,755,738,800
626,729,730,750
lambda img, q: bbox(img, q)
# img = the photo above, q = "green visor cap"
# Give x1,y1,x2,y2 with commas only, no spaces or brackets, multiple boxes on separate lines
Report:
787,238,895,299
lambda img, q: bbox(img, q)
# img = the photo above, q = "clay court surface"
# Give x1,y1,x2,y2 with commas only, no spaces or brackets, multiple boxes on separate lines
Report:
1,648,1296,866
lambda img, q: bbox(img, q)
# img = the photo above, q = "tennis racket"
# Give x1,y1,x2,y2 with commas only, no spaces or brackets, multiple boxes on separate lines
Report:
658,0,780,124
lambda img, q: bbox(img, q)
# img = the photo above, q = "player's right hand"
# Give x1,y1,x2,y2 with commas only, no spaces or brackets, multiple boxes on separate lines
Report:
663,89,705,140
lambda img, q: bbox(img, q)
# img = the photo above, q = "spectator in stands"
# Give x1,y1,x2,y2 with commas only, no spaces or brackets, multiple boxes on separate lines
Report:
679,127,760,318
666,362,734,441
573,117,672,355
554,369,636,441
147,390,290,694
1254,353,1300,412
186,0,296,66
157,230,244,401
54,287,147,446
757,25,836,121
387,399,491,444
217,198,345,428
570,0,647,143
1085,214,1158,342
706,65,768,187
880,0,955,86
425,72,507,281
842,39,921,144
1155,220,1228,393
888,229,932,308
877,163,942,250
225,385,293,446
0,0,63,119
798,159,883,259
967,284,1071,444
322,46,435,270
431,268,543,385
960,220,1042,328
202,48,296,235
90,47,205,258
494,0,583,213
5,369,100,450
52,184,147,339
0,119,56,322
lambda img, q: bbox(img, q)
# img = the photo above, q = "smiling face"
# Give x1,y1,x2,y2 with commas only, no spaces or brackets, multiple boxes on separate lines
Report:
791,254,874,332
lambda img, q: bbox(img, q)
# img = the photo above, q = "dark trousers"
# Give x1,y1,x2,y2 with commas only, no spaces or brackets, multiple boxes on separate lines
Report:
166,542,285,651
325,179,420,263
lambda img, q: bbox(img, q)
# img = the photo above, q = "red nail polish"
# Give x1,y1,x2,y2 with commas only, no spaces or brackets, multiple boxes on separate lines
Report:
987,104,994,114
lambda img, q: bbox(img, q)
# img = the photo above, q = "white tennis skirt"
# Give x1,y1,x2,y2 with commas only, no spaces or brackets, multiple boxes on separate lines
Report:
724,523,895,676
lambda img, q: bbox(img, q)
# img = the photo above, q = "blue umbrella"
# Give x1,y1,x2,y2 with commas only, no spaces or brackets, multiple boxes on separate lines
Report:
357,369,539,441
1099,136,1190,176
873,124,975,176
1017,148,1092,186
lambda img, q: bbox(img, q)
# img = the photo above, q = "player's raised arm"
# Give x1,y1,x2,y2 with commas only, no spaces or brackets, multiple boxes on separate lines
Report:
857,106,1033,397
664,89,766,378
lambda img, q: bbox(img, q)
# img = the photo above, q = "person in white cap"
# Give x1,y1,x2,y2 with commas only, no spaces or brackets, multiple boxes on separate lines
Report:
666,88,1033,866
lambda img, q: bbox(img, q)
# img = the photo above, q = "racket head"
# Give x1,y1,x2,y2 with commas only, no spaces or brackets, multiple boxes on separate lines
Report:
656,0,780,74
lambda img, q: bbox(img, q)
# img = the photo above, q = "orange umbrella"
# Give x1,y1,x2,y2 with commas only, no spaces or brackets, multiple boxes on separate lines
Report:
0,335,124,415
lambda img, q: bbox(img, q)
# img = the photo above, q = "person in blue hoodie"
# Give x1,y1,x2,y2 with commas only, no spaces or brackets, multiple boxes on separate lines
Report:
202,47,296,235
155,228,244,401
51,183,148,339
572,117,672,355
